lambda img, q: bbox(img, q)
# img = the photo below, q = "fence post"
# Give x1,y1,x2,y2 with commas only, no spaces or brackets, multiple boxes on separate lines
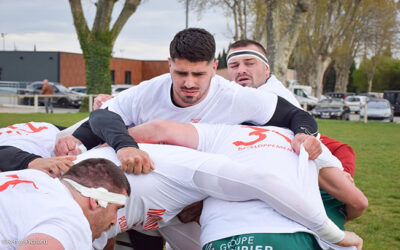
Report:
364,103,368,123
34,95,39,113
89,94,93,112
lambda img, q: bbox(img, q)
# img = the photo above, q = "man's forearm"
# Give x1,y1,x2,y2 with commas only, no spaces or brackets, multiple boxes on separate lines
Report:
0,146,41,171
266,97,318,136
72,120,104,150
89,109,139,151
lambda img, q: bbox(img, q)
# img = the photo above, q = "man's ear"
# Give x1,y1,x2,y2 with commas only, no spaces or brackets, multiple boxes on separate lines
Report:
168,58,172,69
211,59,218,77
89,197,100,210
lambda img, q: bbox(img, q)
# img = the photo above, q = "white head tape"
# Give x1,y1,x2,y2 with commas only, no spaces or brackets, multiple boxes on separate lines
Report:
63,178,127,208
226,49,270,68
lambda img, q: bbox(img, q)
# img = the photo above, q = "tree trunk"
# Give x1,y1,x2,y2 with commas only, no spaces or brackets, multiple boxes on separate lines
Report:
334,59,352,92
309,56,331,98
83,34,113,95
265,0,310,83
69,0,141,111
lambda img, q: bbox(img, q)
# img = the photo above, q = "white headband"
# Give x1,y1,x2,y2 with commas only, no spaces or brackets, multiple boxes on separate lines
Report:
226,49,270,68
64,178,127,208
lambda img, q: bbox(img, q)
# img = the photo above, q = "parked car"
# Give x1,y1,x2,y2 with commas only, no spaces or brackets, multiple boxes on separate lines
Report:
360,99,394,122
358,92,383,99
383,90,400,116
324,92,355,100
112,84,133,96
310,98,350,120
22,81,83,108
68,86,87,94
344,96,368,114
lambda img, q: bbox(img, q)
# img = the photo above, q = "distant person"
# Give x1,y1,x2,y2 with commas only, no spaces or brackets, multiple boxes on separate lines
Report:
41,79,54,113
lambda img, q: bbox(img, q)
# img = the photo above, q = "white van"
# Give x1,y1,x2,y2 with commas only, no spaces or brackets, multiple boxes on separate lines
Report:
288,85,319,110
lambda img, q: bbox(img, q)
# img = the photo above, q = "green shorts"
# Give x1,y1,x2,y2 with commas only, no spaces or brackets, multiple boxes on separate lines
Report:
203,232,321,250
320,189,346,230
202,190,345,250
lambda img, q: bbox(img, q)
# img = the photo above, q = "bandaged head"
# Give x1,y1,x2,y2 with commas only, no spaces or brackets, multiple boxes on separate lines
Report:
64,178,127,208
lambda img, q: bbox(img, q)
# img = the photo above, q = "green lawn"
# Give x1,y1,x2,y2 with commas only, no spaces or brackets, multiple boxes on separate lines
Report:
1,113,399,249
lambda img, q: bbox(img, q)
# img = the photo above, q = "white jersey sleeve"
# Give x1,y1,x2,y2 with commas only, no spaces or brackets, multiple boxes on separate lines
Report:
229,83,278,125
315,143,343,171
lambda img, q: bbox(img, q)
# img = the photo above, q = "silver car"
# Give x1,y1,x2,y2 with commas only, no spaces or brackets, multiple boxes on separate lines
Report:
344,96,368,114
360,99,394,122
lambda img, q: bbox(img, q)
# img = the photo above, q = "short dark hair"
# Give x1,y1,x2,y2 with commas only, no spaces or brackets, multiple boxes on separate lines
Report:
228,39,267,56
63,158,131,196
170,28,216,62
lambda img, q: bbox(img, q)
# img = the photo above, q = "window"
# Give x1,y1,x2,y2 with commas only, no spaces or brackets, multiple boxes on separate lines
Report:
110,70,115,84
125,71,131,84
0,67,2,80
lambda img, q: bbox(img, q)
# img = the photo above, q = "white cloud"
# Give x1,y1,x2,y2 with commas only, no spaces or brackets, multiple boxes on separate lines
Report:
0,0,234,60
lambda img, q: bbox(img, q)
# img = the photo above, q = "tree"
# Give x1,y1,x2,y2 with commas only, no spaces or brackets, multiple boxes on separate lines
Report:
68,0,141,111
293,0,361,98
356,0,398,92
185,0,250,40
264,0,311,83
186,0,311,83
353,56,400,92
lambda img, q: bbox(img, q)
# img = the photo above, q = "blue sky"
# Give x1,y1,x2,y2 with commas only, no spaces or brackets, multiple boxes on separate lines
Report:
0,0,233,60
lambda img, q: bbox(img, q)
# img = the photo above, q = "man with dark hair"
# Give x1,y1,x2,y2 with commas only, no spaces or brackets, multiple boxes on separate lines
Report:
53,27,321,249
55,27,321,175
78,141,363,250
170,28,215,62
62,158,131,196
0,158,129,249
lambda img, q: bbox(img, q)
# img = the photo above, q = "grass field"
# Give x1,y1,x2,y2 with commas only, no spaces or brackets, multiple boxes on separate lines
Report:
1,113,399,249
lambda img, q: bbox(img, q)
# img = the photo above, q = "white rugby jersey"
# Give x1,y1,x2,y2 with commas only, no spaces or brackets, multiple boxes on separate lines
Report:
258,75,301,108
193,123,343,249
0,122,60,158
106,73,277,126
0,169,92,250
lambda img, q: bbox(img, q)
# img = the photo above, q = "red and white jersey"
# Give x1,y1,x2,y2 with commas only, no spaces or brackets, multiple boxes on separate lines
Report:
193,123,342,248
0,169,92,250
106,73,277,126
80,145,214,249
0,122,60,158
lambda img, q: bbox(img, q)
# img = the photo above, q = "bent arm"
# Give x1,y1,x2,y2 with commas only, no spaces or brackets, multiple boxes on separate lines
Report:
88,109,138,151
128,120,199,149
319,167,368,221
265,96,318,136
17,233,63,250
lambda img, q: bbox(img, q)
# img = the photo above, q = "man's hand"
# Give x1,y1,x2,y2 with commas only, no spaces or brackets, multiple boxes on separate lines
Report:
337,231,363,250
116,147,155,175
291,133,322,160
28,155,76,177
93,94,113,110
54,135,84,156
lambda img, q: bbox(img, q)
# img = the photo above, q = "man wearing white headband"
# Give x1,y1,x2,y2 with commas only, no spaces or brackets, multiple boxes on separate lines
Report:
221,40,365,248
0,158,129,249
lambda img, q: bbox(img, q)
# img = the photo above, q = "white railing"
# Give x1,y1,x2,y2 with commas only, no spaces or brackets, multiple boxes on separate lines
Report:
0,94,96,112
